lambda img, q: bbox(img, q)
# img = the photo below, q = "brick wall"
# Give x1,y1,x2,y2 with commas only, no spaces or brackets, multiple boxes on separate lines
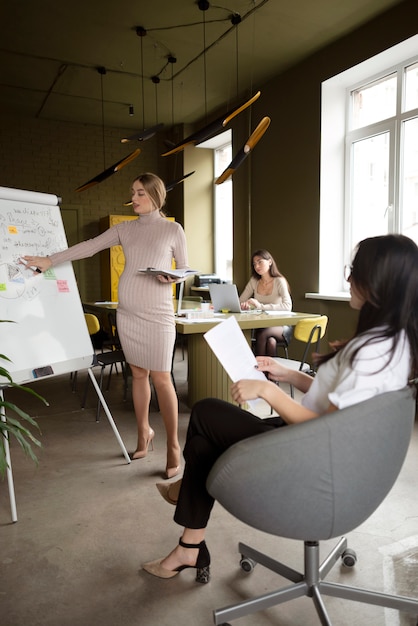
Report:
0,113,179,299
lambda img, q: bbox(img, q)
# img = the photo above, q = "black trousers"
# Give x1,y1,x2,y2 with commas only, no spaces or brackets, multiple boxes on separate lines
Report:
174,398,286,529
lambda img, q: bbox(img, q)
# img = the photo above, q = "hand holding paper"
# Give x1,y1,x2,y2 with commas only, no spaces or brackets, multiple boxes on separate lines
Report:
203,316,270,413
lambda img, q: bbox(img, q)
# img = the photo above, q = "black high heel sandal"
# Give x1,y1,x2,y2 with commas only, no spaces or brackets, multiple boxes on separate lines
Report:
142,537,211,583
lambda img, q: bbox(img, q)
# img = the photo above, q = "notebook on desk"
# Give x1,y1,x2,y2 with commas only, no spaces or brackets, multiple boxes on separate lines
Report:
209,283,244,313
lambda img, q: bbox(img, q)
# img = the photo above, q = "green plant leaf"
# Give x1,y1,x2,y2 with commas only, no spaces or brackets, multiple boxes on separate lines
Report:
1,323,47,477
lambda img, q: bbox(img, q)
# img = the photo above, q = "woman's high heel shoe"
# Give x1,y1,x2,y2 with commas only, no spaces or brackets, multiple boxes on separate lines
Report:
165,465,180,480
131,428,155,460
165,447,181,479
156,478,182,505
142,538,210,583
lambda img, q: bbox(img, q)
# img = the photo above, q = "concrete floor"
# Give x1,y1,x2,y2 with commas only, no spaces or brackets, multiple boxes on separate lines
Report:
1,350,417,626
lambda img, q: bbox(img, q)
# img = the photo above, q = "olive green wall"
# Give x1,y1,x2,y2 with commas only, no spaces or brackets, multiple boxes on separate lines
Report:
226,0,418,348
183,143,213,292
0,0,416,353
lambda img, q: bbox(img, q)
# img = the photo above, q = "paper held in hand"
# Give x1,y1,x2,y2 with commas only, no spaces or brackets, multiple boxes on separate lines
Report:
203,316,272,416
138,267,199,279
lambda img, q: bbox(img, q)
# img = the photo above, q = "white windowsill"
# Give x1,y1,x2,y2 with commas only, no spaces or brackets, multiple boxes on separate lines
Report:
305,292,350,302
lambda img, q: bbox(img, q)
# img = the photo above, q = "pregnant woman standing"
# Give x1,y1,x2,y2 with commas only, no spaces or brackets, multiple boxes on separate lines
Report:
23,172,189,479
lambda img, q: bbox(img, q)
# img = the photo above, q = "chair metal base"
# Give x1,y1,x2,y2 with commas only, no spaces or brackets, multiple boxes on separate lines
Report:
213,539,418,626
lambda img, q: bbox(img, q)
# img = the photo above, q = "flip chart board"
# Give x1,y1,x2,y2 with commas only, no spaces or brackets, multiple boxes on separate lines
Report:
0,186,94,385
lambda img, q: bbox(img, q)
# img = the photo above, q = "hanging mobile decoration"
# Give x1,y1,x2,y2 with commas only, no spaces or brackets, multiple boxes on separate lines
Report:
215,116,271,184
76,67,140,192
162,4,261,157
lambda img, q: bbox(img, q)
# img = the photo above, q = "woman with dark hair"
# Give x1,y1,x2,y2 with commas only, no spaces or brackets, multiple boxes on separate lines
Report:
239,249,292,355
143,234,418,582
23,173,188,479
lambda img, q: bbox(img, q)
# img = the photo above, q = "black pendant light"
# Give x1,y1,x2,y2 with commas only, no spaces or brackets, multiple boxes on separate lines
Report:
161,2,260,157
120,27,163,144
76,67,140,192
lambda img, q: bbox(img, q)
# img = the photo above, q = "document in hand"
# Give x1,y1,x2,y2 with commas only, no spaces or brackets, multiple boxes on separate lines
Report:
138,267,199,279
203,316,271,415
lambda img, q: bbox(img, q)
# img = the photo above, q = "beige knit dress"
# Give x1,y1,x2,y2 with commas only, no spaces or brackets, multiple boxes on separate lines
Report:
49,210,188,371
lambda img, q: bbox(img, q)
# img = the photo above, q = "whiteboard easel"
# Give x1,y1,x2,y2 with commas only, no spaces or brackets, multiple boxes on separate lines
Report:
0,186,131,522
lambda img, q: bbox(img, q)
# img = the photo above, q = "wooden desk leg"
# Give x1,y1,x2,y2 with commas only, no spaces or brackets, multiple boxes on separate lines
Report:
186,329,252,406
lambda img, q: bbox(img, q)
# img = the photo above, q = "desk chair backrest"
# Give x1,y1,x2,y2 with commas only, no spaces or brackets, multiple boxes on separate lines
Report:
207,387,415,541
294,315,328,372
84,313,101,336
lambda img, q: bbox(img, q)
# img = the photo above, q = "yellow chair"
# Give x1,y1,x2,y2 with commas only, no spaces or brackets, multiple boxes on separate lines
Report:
84,312,101,335
274,315,328,397
71,314,102,391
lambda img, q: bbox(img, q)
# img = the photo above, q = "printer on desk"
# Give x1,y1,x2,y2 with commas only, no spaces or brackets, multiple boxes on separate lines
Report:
194,274,222,287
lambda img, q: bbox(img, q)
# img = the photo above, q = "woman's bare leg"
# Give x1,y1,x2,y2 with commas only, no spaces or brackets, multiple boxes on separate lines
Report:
130,363,152,458
150,370,181,475
255,326,285,356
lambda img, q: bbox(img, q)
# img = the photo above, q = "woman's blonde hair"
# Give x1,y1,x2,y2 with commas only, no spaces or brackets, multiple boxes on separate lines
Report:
133,172,167,212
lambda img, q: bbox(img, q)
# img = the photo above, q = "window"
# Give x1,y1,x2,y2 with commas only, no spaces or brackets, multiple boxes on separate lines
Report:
319,36,418,297
213,141,233,281
198,129,233,282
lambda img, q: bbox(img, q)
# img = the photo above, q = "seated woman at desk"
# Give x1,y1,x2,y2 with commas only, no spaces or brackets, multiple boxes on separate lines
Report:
142,234,418,582
239,249,292,356
23,172,187,480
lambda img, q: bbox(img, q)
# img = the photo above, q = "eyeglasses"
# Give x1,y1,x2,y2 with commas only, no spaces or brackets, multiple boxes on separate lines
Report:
344,264,353,282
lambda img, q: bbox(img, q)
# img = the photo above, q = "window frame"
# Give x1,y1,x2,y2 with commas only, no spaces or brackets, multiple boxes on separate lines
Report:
312,35,418,301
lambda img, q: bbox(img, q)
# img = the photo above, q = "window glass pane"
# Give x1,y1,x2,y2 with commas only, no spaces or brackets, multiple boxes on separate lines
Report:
400,117,418,244
352,74,396,129
214,144,231,177
351,132,390,248
404,62,418,111
214,143,233,282
214,179,233,281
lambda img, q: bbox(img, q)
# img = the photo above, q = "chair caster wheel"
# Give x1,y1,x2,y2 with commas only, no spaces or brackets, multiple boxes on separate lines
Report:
240,555,256,572
341,548,357,567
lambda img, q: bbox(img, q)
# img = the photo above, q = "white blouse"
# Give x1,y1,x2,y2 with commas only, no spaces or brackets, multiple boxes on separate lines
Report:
302,329,411,414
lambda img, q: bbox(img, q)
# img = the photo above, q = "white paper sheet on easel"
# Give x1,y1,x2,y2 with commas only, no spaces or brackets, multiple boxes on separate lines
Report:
203,316,272,415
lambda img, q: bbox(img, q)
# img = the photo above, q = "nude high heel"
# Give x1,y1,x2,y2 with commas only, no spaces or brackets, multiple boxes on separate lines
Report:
165,464,180,480
156,478,182,505
165,446,181,479
131,428,155,460
142,538,210,583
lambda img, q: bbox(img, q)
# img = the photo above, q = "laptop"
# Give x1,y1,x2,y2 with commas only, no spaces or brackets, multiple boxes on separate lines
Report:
209,283,244,313
175,281,186,315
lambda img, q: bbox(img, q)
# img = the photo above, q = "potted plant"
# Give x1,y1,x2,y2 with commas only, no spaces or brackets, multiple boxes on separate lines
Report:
0,322,47,477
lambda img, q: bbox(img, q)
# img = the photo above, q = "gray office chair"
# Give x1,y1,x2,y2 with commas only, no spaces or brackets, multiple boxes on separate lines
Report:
207,387,418,625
